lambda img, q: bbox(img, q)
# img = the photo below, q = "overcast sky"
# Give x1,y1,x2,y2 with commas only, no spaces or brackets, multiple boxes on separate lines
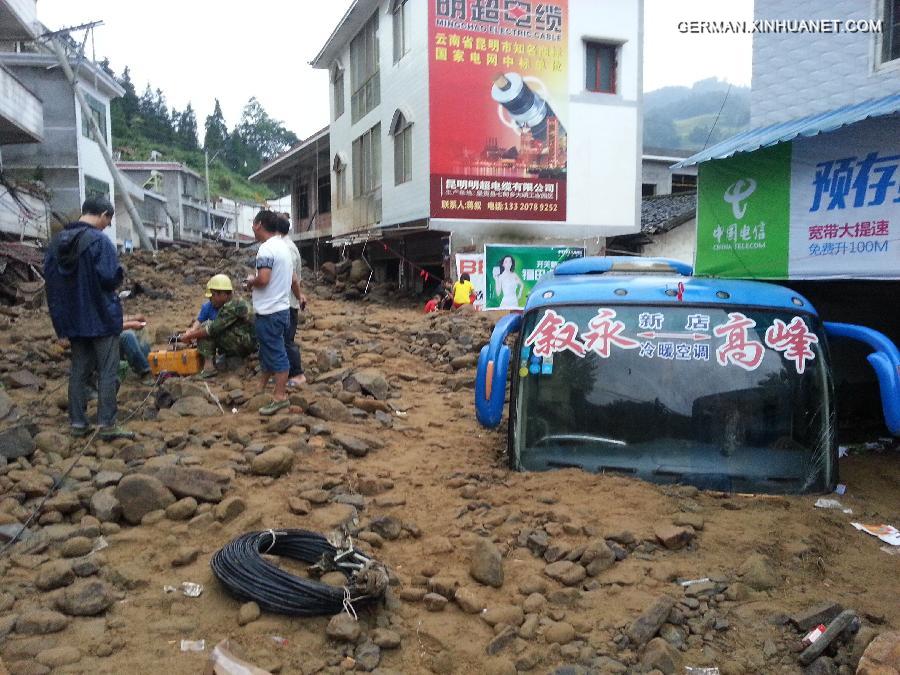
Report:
36,0,753,140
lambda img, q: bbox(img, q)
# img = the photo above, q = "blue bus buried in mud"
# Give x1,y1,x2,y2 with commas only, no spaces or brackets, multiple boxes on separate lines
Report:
475,257,900,494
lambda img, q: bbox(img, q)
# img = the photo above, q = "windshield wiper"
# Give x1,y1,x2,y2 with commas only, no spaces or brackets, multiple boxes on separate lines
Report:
536,434,628,447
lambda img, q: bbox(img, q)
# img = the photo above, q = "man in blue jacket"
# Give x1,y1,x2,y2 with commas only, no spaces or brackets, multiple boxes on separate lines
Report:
44,197,134,440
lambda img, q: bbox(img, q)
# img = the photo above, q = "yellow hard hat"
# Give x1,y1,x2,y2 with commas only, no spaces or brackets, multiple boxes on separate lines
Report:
205,274,233,297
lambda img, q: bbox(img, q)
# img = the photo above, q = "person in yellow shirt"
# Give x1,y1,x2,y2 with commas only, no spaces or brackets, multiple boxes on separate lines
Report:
452,273,475,309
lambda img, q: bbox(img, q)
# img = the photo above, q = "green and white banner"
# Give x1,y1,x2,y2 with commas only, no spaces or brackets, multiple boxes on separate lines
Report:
484,244,584,310
696,119,899,279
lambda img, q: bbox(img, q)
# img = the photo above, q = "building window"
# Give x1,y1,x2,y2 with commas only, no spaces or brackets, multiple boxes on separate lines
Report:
333,154,348,208
350,12,380,124
672,173,697,193
81,93,107,141
85,175,110,201
298,183,309,219
352,124,382,226
390,109,412,185
318,174,331,214
884,0,900,63
642,183,656,197
331,63,345,119
585,42,618,94
392,0,410,63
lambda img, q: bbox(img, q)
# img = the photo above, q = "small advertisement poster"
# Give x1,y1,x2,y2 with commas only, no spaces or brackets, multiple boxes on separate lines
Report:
695,120,899,279
484,244,584,310
428,0,568,221
455,253,486,310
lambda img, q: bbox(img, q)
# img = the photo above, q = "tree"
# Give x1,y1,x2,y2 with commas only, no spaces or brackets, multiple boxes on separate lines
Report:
204,99,228,154
110,65,140,140
233,97,298,172
175,103,199,151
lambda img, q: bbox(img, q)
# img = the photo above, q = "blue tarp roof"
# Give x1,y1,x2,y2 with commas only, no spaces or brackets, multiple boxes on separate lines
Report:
672,93,900,168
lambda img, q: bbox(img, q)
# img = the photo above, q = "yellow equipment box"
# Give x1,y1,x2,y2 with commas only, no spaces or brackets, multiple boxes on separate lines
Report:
148,348,202,376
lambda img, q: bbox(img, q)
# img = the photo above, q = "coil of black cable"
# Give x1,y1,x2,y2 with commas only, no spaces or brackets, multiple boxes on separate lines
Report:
210,529,384,616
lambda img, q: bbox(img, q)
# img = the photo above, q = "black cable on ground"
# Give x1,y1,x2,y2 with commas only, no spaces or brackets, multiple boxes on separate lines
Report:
210,529,389,617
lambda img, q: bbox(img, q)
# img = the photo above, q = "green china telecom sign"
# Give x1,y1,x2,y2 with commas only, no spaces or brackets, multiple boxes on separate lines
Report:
696,144,791,278
696,121,900,279
484,244,584,310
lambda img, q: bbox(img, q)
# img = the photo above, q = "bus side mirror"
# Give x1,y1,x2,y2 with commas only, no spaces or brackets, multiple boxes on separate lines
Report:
476,313,523,428
824,322,900,436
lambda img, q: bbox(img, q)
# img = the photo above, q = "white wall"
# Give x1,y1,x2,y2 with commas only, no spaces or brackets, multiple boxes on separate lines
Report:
642,219,697,266
75,79,117,245
751,0,900,126
380,0,430,228
564,0,642,233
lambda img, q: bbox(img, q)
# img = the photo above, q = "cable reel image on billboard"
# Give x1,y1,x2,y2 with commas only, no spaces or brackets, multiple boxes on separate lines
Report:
491,72,567,144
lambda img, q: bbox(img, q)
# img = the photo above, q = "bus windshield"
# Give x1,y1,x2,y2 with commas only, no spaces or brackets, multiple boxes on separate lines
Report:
513,304,834,494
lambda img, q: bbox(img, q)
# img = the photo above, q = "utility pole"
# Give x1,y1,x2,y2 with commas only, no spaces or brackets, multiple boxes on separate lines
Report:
204,148,225,247
204,148,211,247
49,37,153,251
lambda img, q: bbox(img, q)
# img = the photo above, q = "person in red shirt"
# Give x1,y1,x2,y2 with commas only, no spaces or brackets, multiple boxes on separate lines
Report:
423,294,441,313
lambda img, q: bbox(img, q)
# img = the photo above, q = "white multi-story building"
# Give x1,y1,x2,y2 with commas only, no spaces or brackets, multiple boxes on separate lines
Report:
312,0,642,278
751,0,899,126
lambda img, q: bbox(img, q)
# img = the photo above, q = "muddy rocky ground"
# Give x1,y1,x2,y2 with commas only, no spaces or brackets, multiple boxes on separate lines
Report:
0,247,897,675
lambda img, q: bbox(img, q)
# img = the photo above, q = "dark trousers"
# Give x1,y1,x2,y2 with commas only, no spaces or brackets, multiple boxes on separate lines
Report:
286,307,303,378
69,335,119,428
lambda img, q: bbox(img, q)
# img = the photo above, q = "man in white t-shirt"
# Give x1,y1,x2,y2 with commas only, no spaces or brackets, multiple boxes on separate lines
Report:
277,213,306,388
244,210,299,415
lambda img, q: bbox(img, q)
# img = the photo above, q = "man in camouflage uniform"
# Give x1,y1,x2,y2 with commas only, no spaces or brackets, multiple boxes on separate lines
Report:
180,275,256,378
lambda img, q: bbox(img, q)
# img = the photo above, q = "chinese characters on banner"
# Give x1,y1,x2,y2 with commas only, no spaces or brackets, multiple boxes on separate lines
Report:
454,253,486,310
696,120,899,279
429,0,568,221
523,309,819,375
483,244,584,310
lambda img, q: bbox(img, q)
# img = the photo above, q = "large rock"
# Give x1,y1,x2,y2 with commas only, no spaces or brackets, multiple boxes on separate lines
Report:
115,475,176,525
642,637,682,674
34,431,69,456
320,262,337,282
346,369,390,400
333,433,370,458
545,622,576,645
543,560,586,587
0,426,34,460
0,389,16,419
469,538,504,588
145,466,227,503
170,396,219,417
90,488,122,523
857,631,900,674
162,380,210,401
738,554,779,591
326,612,361,642
15,610,69,635
581,539,616,576
308,398,353,423
36,646,82,668
251,446,294,477
626,595,676,646
653,523,695,550
35,560,74,591
56,579,114,616
348,259,369,283
3,370,42,389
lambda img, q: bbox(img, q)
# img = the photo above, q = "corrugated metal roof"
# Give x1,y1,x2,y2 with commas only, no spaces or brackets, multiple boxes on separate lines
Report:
673,93,900,168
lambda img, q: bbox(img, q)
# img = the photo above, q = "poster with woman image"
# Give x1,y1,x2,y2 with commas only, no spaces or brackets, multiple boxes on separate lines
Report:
484,244,584,310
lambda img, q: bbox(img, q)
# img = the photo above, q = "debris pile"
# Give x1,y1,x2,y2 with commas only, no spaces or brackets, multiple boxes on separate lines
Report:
0,246,896,674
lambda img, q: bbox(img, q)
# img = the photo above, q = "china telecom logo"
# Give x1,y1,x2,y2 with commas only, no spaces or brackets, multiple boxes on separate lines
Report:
723,178,757,219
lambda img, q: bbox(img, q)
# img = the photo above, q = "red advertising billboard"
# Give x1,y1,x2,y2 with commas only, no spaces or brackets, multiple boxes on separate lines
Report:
429,1,568,221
